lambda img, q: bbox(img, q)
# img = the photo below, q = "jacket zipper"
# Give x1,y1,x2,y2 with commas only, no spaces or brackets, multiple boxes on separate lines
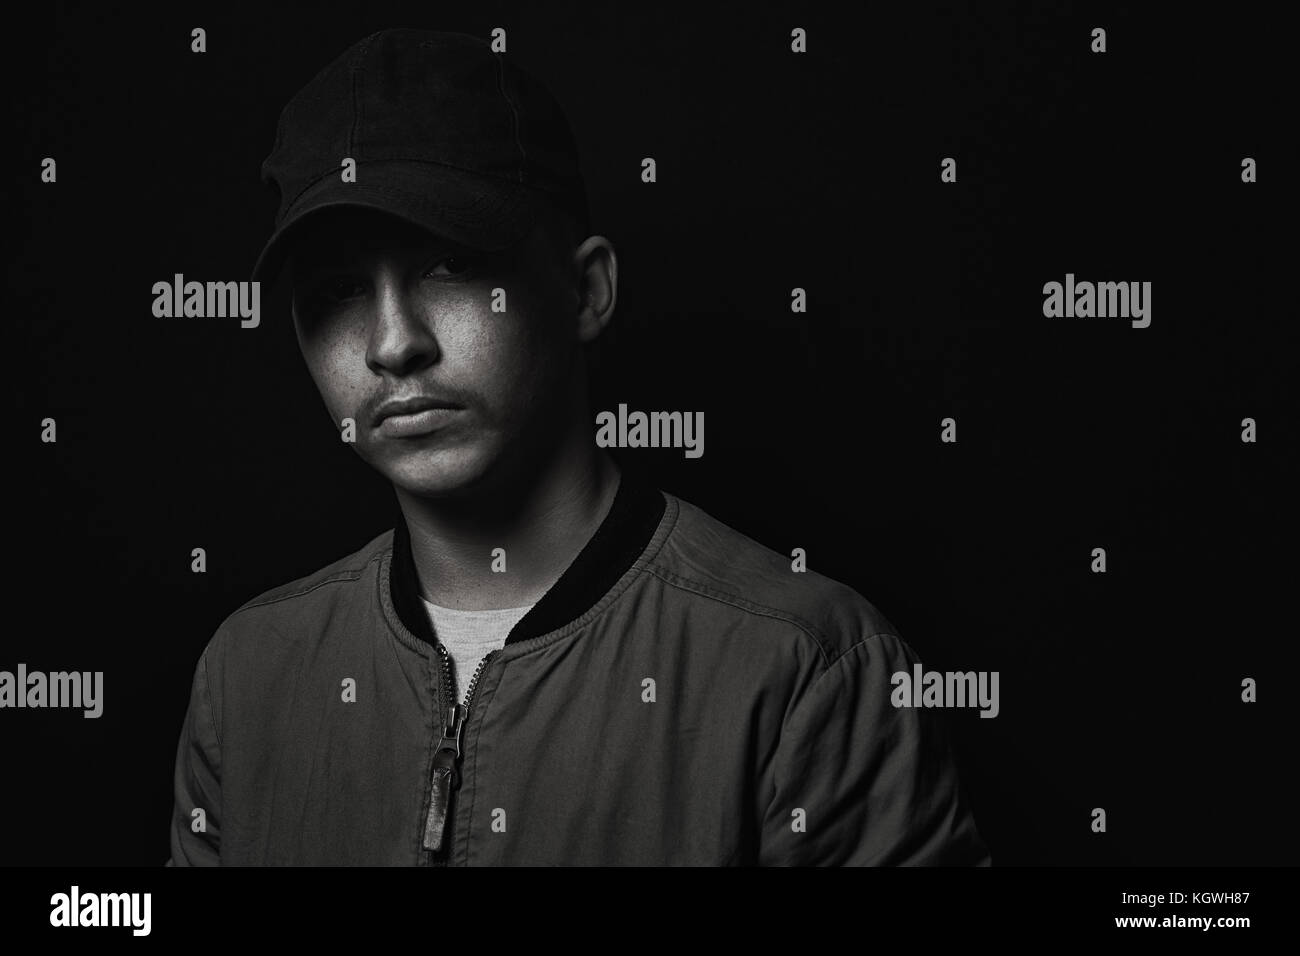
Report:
423,643,498,861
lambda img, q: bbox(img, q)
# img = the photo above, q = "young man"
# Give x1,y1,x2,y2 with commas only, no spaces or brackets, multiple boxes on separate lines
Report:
167,28,990,866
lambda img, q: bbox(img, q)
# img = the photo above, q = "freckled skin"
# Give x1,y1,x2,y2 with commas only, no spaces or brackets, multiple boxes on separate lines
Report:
288,206,593,501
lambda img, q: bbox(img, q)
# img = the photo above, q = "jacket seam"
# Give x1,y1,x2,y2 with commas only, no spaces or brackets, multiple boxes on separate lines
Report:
642,565,835,672
377,549,428,656
453,495,682,664
225,552,382,618
461,665,501,866
418,650,438,866
809,631,904,691
770,632,908,757
201,647,222,748
472,558,657,666
763,633,906,829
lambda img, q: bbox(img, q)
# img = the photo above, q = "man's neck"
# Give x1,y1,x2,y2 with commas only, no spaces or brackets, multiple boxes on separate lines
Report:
395,438,621,612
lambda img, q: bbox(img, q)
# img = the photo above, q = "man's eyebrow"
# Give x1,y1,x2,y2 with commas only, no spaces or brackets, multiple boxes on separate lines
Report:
288,257,344,284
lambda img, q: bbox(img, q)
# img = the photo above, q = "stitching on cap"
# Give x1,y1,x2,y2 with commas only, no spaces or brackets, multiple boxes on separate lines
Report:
349,34,378,156
494,53,527,184
279,157,558,215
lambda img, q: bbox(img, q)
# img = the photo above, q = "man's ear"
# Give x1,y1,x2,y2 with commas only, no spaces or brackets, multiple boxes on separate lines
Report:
289,292,303,341
288,288,313,357
573,235,617,343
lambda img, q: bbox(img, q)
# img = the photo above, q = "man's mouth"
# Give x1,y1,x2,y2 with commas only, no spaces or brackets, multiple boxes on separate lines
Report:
372,396,465,437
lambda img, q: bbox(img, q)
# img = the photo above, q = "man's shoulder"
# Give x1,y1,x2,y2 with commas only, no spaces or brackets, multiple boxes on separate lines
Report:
653,491,902,660
207,527,394,648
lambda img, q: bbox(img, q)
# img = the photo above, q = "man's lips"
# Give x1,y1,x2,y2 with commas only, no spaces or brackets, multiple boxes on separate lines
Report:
372,396,465,437
372,395,463,427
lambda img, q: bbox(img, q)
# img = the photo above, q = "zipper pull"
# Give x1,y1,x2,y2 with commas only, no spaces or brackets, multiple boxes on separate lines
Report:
422,704,466,852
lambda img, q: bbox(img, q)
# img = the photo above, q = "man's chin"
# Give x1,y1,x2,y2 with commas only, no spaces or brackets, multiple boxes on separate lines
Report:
374,447,494,500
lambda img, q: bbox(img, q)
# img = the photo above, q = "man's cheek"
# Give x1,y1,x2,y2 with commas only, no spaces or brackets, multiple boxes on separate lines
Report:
306,372,359,438
307,345,359,419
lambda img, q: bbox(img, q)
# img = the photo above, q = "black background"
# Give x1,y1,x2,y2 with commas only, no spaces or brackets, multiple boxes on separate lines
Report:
5,1,1293,866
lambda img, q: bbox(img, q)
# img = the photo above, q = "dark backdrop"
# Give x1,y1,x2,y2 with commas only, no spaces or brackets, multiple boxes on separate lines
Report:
5,1,1292,866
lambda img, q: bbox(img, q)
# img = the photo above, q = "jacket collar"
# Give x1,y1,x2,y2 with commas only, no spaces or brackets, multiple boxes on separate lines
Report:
388,464,667,648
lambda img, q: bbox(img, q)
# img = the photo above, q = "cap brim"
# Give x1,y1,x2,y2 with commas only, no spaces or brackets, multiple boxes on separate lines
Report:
251,160,542,287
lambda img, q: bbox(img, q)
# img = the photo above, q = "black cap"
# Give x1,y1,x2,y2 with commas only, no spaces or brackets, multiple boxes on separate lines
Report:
252,28,590,287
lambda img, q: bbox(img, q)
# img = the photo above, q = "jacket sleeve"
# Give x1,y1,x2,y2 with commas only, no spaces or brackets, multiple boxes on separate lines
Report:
758,632,990,866
165,646,223,866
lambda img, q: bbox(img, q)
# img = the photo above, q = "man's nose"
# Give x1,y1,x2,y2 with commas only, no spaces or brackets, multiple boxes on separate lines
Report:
364,271,438,375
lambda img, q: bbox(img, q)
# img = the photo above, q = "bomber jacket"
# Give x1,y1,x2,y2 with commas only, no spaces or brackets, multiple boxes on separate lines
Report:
167,468,991,866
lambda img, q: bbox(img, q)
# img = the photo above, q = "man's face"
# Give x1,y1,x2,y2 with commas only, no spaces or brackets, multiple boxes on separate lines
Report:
288,206,581,499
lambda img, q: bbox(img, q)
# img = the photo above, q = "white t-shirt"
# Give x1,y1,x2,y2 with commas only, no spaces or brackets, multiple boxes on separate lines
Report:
421,598,535,705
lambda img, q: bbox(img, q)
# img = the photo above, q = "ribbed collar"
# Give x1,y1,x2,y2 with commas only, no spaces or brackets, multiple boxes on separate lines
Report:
388,465,667,648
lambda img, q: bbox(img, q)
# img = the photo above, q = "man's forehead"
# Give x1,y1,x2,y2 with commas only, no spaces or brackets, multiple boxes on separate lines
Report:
287,208,467,275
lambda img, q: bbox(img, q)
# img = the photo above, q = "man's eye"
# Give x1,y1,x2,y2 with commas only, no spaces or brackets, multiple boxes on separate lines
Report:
426,255,476,279
325,277,366,299
319,277,366,301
